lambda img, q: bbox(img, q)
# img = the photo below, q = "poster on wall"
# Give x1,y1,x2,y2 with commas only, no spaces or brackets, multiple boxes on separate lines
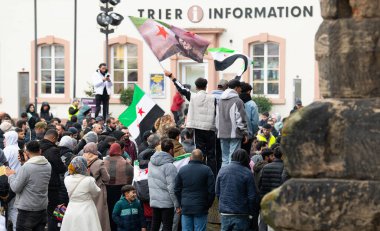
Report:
150,73,166,98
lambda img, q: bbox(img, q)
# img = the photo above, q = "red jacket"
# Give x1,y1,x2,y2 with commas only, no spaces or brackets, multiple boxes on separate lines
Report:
171,92,185,111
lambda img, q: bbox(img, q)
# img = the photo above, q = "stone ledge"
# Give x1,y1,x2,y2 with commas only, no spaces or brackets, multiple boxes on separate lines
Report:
261,178,380,231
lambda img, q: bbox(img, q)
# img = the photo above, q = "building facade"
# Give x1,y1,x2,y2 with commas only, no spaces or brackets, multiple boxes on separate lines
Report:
0,0,322,119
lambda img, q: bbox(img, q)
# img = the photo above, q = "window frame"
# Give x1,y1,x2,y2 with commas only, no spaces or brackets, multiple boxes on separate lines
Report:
243,33,286,105
38,44,65,97
31,36,71,104
107,36,143,104
110,43,139,95
251,42,280,97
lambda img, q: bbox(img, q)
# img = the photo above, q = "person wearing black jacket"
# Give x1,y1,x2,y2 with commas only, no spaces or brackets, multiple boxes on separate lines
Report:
258,146,285,231
174,149,215,231
39,129,67,231
40,102,54,123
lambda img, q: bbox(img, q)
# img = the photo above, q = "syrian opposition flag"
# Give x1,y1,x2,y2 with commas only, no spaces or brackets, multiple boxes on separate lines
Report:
129,16,180,61
208,47,250,79
129,16,209,63
173,153,191,171
119,84,164,144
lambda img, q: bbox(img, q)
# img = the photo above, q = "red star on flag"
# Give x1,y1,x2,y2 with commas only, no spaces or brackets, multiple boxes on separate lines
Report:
137,107,145,117
156,25,168,39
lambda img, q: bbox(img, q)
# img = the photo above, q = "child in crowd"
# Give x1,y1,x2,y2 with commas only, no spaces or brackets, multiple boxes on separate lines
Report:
112,185,146,231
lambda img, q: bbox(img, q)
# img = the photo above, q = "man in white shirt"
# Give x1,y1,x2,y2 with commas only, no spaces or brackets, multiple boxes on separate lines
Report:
92,63,113,118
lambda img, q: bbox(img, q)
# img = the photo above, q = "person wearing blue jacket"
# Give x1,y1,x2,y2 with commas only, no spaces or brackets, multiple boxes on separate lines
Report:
216,149,257,231
112,185,147,231
174,149,215,231
239,82,259,154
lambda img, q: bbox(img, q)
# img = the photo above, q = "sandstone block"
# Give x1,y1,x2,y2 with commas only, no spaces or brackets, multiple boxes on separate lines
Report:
350,0,380,18
282,99,380,180
320,0,352,19
315,19,380,98
261,179,380,231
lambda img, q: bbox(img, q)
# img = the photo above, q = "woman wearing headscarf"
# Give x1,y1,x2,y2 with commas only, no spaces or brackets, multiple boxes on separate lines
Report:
103,143,134,231
61,156,102,231
83,142,111,231
25,103,39,130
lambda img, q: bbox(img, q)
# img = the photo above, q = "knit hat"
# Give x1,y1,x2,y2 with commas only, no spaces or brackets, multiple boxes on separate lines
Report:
59,136,75,150
84,131,98,143
109,143,122,156
68,127,78,134
83,142,98,155
217,79,228,87
0,122,12,133
112,130,125,141
263,124,272,130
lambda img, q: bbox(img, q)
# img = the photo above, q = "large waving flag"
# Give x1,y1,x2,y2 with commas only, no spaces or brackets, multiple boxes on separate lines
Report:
208,47,250,78
119,84,164,144
129,16,210,63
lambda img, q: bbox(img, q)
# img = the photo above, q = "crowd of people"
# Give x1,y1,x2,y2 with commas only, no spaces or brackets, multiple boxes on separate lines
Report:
0,70,294,231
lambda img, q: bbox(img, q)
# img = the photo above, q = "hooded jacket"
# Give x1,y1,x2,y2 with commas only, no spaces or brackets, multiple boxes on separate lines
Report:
77,105,91,124
240,93,259,137
40,102,53,122
148,151,179,208
40,139,67,190
92,69,113,95
25,104,39,130
216,89,248,139
3,131,21,171
8,156,51,211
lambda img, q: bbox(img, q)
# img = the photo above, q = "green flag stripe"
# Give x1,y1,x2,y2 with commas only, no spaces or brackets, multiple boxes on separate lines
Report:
207,47,236,53
174,153,191,161
118,84,145,127
129,16,170,28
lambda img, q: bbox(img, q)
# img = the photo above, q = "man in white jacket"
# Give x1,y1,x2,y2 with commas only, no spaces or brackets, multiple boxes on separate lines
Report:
92,63,113,118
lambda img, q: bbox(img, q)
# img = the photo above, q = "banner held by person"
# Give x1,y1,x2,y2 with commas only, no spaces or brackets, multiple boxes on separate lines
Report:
208,47,251,79
129,16,210,63
118,84,164,144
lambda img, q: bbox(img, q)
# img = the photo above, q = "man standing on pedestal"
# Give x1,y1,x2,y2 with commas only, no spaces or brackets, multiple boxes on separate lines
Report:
92,63,112,118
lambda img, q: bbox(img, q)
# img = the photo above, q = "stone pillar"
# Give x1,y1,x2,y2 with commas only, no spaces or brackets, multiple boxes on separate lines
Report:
260,0,380,230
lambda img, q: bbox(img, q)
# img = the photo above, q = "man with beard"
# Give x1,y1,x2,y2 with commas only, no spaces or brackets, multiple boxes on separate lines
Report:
92,63,113,118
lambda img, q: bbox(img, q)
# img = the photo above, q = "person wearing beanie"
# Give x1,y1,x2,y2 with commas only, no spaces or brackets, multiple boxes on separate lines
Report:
103,143,134,231
73,131,98,155
83,142,111,231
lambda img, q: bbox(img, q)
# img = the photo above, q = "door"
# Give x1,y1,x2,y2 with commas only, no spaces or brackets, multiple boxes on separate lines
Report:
179,62,208,92
18,72,30,116
293,78,302,104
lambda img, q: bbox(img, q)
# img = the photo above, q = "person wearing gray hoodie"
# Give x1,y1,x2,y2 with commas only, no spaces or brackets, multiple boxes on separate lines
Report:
216,79,249,167
6,141,51,231
148,139,179,231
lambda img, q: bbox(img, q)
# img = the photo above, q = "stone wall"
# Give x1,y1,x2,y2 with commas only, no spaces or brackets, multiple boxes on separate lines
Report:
261,0,380,230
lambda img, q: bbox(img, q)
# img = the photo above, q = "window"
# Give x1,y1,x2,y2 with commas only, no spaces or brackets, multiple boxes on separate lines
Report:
251,42,280,96
111,43,138,94
39,44,65,96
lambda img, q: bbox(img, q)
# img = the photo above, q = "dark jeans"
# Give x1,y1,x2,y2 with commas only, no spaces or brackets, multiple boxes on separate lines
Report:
47,190,61,231
95,93,110,118
151,207,174,231
221,215,250,231
16,209,47,231
171,110,181,125
194,129,217,176
107,185,123,231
